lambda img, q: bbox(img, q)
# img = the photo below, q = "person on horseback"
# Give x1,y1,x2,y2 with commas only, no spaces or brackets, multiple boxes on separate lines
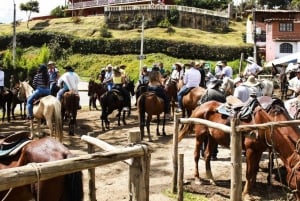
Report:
56,65,81,109
242,75,263,97
139,66,150,85
112,66,131,111
176,61,201,113
0,66,4,94
243,56,263,79
48,60,59,96
233,77,250,102
148,68,171,118
26,64,50,120
170,62,184,82
195,61,206,88
214,61,223,79
219,60,233,80
288,67,300,98
103,64,113,91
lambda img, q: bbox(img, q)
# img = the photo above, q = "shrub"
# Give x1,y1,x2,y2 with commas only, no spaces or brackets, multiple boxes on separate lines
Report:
100,24,112,38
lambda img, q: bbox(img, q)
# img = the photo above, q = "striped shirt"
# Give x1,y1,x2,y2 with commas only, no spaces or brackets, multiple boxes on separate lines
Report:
32,73,48,89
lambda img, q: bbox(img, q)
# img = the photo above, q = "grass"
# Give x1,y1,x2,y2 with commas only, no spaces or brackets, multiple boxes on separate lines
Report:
0,16,246,46
164,189,209,201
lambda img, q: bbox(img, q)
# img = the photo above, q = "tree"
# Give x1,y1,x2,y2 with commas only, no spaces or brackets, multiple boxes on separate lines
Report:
257,0,291,9
20,0,39,29
291,0,300,8
50,6,66,18
174,0,231,10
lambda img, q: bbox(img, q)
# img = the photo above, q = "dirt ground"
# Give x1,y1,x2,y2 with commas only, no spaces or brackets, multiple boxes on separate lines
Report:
0,106,297,201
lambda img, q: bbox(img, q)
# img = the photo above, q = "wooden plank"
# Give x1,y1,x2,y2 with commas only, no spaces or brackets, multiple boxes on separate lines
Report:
0,145,148,191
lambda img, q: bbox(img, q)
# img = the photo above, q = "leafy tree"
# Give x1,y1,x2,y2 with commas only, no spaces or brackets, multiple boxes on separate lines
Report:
291,0,300,8
20,0,39,29
50,6,66,18
257,0,291,9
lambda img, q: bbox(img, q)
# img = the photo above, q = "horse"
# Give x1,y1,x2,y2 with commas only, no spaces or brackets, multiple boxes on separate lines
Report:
181,87,206,117
178,97,300,200
124,79,135,116
11,84,26,120
0,132,83,201
61,91,80,136
100,90,127,131
18,81,63,141
87,80,106,111
0,89,13,122
137,91,166,141
164,77,178,118
220,77,234,97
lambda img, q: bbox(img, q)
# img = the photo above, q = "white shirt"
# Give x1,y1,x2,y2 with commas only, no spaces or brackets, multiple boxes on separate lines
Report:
288,76,300,97
0,70,4,87
243,63,263,77
57,71,80,93
183,67,201,88
221,66,233,78
170,69,184,80
233,85,250,102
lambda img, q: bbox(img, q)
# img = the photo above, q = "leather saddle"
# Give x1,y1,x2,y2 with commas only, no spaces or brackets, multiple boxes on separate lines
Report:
0,131,32,158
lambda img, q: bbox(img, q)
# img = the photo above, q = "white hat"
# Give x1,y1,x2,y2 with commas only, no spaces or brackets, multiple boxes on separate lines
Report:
246,57,255,63
243,75,260,87
216,61,222,66
47,61,55,65
106,64,113,70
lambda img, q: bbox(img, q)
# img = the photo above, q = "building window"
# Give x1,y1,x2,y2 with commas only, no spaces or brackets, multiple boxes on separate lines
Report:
280,43,293,53
279,22,293,32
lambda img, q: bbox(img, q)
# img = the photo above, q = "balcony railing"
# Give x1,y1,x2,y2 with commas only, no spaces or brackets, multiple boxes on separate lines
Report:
67,0,152,9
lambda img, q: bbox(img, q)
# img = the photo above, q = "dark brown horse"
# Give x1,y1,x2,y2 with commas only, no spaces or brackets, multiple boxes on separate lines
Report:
178,98,300,200
137,92,166,141
164,78,178,118
0,133,83,201
87,80,106,111
0,89,13,122
61,91,80,136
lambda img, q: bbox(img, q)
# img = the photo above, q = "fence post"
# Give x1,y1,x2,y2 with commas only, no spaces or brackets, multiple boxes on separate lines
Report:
128,129,150,201
178,154,184,201
172,113,180,193
87,132,97,201
230,118,242,201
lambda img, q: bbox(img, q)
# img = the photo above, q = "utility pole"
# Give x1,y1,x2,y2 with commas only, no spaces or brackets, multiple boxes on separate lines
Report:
139,15,145,75
13,0,16,69
252,0,257,63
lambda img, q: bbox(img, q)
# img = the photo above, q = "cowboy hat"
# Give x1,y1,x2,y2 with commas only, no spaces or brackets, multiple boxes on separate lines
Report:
47,61,55,65
233,77,242,85
207,78,221,89
246,56,255,63
216,61,222,66
106,64,113,70
243,75,260,87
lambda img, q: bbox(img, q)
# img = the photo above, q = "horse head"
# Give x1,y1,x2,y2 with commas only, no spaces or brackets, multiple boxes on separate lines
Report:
18,80,33,100
220,77,234,96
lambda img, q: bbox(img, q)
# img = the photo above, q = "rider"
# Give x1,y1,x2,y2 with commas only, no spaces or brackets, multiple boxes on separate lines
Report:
176,61,201,113
148,67,171,118
112,66,131,111
288,67,300,98
243,56,263,79
0,66,4,94
103,64,113,91
47,60,59,96
26,64,50,120
56,65,81,109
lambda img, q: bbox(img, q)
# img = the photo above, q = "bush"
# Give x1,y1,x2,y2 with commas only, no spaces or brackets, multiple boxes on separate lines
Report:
158,18,172,28
118,23,133,30
100,24,112,38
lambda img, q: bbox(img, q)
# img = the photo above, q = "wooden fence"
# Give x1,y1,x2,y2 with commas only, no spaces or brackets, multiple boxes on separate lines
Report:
0,130,151,201
172,114,300,201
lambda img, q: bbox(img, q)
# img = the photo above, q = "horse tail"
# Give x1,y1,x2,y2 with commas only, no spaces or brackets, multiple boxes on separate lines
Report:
178,122,193,142
54,99,63,142
64,171,83,201
138,93,146,125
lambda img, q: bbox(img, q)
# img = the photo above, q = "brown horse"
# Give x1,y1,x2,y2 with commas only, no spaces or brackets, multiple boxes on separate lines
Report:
61,91,80,136
182,87,206,117
178,98,300,199
0,133,83,201
164,78,178,118
87,80,106,111
137,92,166,141
11,84,26,120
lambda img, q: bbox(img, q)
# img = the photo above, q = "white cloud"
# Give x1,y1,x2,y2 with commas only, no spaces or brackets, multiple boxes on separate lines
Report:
0,0,65,24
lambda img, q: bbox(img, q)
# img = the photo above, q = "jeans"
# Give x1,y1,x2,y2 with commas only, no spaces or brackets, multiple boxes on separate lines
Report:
106,82,113,91
56,88,68,102
27,87,50,118
177,85,189,109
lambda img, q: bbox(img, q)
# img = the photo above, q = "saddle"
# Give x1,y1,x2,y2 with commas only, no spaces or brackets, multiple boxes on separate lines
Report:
111,89,124,101
0,131,32,158
182,87,195,96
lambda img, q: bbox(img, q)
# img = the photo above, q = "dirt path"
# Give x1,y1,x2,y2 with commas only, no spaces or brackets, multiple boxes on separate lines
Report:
1,107,296,201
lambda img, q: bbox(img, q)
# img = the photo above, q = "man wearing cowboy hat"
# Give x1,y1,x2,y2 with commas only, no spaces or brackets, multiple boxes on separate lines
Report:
288,67,300,98
214,61,223,79
47,60,59,96
56,66,80,107
103,64,113,91
233,77,250,102
243,56,263,78
242,75,263,97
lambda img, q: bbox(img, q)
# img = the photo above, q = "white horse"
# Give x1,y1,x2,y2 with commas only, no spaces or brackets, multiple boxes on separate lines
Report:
18,81,63,142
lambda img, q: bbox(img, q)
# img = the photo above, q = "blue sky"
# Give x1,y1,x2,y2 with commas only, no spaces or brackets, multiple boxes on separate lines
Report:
0,0,65,24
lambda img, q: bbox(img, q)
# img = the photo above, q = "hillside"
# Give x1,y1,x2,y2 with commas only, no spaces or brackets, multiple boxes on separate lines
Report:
0,16,246,46
0,16,249,81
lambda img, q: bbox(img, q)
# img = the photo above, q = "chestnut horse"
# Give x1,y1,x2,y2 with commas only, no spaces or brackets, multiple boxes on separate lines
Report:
18,81,63,142
87,80,106,111
0,133,83,201
61,91,80,136
178,98,300,199
11,84,26,120
137,92,166,141
164,78,178,118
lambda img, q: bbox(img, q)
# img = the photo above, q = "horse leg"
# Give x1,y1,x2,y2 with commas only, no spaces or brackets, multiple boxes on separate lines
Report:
162,114,166,136
194,135,203,185
156,115,160,136
6,101,11,122
122,110,126,125
243,148,262,197
205,136,217,185
146,115,152,142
